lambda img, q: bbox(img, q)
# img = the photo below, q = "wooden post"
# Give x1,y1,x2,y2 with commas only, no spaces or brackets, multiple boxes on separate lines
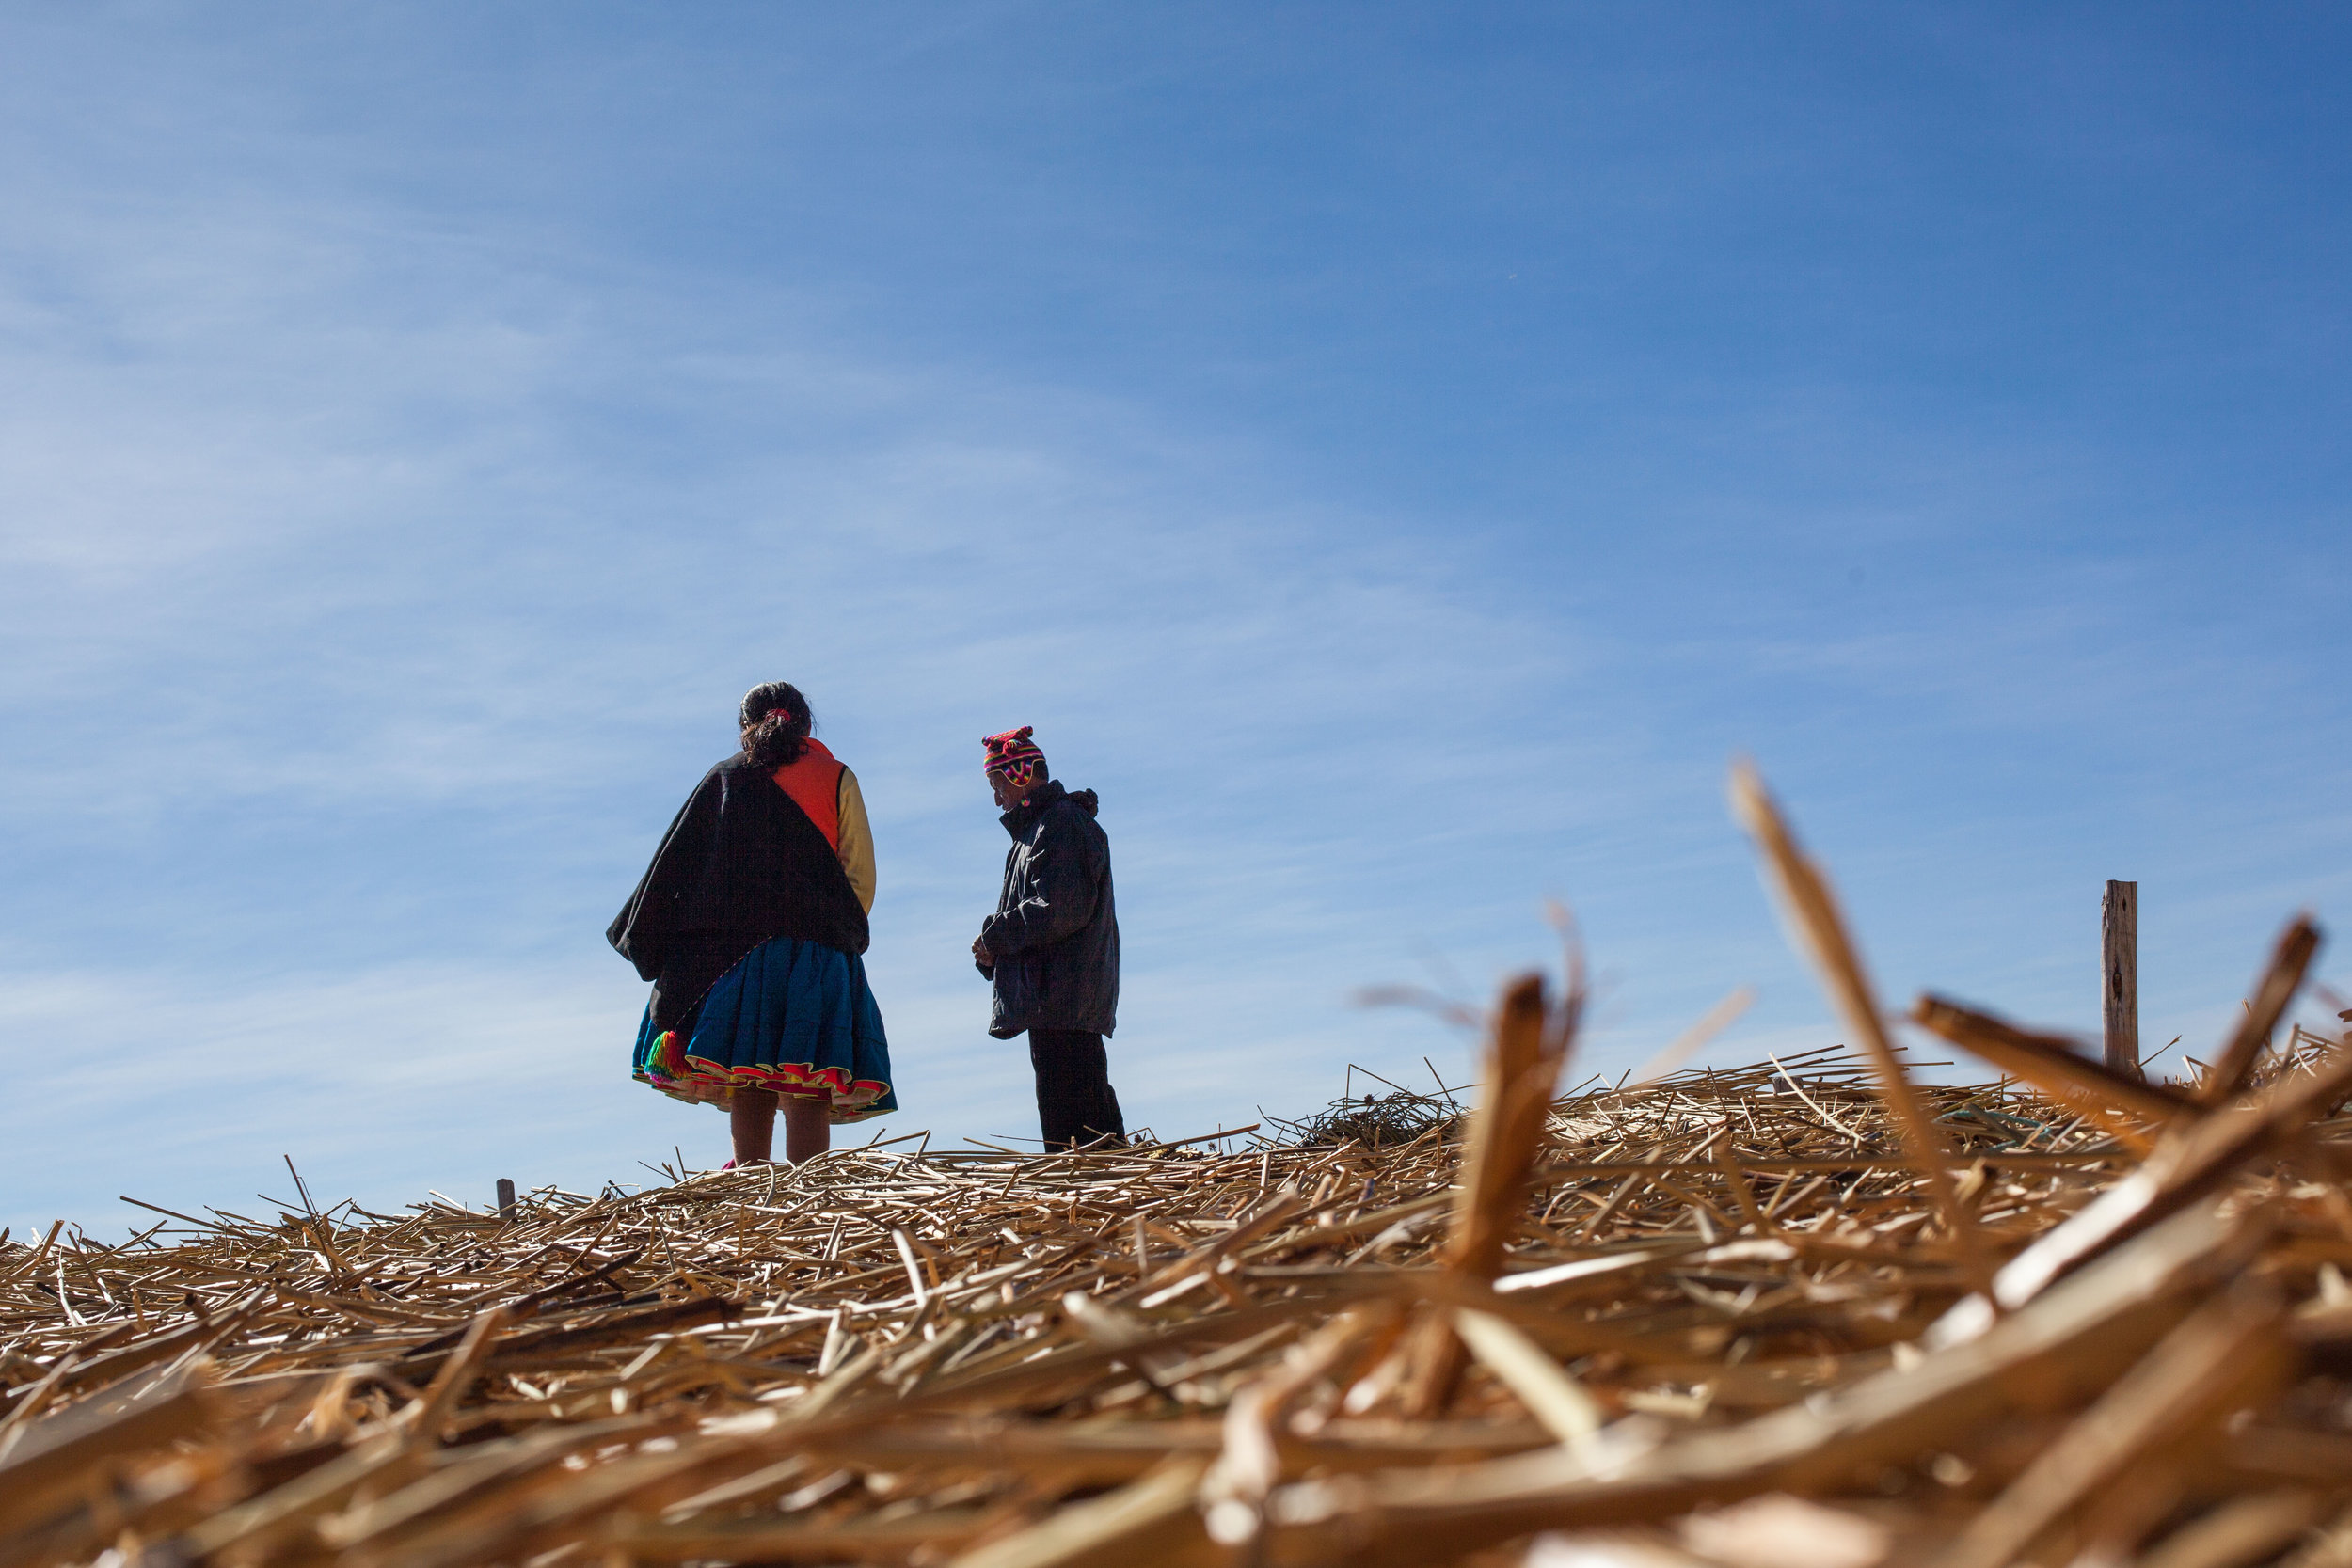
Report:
2102,880,2139,1079
496,1178,516,1220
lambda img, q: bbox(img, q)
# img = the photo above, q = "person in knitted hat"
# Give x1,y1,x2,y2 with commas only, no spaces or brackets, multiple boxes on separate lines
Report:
974,726,1125,1149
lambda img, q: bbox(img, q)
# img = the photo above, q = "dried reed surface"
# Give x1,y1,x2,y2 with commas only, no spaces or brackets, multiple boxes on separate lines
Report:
6,771,2352,1568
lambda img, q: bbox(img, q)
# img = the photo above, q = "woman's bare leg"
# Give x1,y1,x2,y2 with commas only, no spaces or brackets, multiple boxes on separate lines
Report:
782,1096,831,1164
730,1088,779,1165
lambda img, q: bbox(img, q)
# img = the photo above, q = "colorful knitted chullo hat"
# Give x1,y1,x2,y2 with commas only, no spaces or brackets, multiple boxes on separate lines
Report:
982,725,1046,779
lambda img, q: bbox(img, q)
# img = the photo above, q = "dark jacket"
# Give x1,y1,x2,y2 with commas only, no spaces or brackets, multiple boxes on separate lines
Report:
978,780,1119,1038
609,753,868,1035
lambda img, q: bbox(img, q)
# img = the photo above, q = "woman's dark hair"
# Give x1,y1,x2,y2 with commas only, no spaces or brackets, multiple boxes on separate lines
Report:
739,682,814,768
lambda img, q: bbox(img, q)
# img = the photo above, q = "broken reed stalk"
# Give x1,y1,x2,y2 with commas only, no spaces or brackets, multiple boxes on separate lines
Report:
1728,760,1999,1299
2200,914,2322,1105
1913,997,2198,1125
1402,969,1579,1418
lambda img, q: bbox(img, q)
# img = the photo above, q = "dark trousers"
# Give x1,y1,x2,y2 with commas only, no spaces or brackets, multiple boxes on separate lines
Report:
1027,1028,1126,1150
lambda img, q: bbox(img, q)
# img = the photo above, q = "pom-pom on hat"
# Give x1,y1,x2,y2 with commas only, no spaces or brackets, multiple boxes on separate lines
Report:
982,725,1046,777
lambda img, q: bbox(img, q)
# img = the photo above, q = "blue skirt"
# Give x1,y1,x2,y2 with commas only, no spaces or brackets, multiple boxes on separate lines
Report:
632,938,897,1122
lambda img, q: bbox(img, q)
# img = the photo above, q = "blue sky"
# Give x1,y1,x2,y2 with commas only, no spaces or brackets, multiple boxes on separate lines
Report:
4,4,2346,1240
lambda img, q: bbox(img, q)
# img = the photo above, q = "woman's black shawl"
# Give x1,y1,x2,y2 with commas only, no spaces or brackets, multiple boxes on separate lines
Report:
608,753,869,1036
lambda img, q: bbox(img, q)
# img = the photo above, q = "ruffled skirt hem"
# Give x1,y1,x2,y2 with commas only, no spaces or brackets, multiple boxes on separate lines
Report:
635,1029,894,1122
631,936,896,1123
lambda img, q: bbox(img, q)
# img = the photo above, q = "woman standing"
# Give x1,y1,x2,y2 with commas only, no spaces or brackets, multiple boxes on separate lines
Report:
610,683,895,1165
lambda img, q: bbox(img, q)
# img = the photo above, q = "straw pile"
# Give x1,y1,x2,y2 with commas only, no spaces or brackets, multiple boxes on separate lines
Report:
6,768,2352,1568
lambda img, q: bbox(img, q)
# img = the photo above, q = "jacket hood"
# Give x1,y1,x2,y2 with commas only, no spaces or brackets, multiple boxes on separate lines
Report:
1000,780,1099,835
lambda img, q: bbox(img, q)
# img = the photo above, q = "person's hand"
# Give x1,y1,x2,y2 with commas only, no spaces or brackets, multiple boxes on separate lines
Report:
971,934,993,963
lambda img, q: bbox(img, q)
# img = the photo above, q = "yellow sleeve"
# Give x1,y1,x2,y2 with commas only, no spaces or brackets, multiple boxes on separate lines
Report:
835,767,877,914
